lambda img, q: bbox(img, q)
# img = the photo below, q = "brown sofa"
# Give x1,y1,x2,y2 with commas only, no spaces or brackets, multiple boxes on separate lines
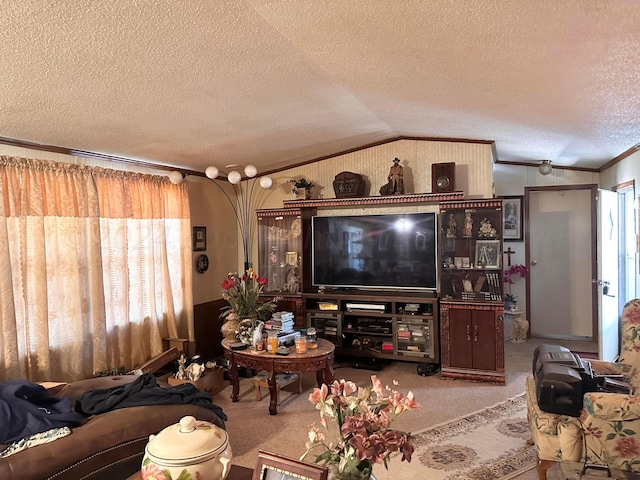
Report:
0,375,226,480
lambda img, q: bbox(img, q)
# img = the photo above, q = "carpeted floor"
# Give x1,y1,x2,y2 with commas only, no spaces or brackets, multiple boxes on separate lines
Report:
210,338,592,478
379,393,534,479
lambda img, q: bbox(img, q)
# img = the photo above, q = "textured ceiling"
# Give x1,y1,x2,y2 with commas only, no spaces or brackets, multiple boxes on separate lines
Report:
1,1,639,174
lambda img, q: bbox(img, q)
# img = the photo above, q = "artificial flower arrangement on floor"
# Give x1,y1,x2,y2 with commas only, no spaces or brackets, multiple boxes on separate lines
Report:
220,269,277,344
301,376,420,480
503,263,529,310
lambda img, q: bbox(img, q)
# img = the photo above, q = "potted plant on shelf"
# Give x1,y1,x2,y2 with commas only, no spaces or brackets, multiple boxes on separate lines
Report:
289,177,315,199
503,263,528,311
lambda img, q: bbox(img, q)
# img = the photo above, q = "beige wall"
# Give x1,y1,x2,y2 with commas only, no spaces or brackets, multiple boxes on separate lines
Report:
259,139,494,207
186,177,240,305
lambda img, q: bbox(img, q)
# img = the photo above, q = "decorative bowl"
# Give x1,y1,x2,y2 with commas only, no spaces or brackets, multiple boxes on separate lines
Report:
141,415,232,480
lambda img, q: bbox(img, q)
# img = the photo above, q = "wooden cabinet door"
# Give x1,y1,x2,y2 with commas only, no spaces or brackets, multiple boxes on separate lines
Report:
448,309,473,368
471,309,497,371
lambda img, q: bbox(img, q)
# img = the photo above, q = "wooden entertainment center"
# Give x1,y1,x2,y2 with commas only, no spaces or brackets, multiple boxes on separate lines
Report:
304,291,439,364
257,193,505,383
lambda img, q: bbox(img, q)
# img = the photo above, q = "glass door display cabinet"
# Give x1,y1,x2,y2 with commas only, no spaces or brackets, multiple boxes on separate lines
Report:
438,199,505,384
257,208,304,326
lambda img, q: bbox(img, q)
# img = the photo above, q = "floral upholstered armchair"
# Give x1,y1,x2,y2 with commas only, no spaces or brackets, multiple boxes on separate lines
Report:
526,298,640,479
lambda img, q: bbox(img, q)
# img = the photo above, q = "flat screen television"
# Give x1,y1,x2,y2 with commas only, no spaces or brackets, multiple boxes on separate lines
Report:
312,212,438,291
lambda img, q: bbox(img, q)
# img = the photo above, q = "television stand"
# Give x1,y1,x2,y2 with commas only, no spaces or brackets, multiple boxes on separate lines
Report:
303,291,440,365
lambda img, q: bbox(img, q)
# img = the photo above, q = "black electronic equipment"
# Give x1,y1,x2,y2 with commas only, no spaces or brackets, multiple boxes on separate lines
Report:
536,363,584,417
532,344,599,417
532,344,570,375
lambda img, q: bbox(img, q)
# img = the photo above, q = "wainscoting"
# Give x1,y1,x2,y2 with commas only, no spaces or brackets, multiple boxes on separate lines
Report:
194,299,227,360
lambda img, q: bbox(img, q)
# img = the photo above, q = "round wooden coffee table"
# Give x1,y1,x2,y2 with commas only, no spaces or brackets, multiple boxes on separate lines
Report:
222,338,335,415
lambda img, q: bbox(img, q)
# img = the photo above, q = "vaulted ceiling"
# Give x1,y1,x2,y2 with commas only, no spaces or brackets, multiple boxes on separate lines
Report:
2,1,639,174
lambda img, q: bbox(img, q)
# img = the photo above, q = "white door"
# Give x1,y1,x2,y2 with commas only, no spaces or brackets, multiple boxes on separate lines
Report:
527,187,594,340
598,189,620,361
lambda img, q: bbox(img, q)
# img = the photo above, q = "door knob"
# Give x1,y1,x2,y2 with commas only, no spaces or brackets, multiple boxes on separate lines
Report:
531,260,537,266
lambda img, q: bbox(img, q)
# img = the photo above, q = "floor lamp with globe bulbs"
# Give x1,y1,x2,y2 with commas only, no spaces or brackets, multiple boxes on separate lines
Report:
169,165,273,272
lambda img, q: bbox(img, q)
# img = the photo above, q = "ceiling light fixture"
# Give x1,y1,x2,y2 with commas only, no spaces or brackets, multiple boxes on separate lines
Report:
538,160,552,175
169,165,273,271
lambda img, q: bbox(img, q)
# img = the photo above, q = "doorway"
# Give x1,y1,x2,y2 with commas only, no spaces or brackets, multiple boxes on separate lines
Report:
612,182,636,307
525,185,597,342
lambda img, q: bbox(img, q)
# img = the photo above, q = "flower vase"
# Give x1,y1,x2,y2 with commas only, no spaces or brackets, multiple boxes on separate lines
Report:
221,312,241,341
331,464,375,480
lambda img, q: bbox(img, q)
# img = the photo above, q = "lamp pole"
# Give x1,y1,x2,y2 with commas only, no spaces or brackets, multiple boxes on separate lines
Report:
169,165,273,272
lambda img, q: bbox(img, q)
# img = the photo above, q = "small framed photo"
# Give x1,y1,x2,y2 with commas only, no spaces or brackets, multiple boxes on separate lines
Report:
286,251,298,266
461,257,471,268
253,450,328,480
502,196,523,241
193,226,206,251
454,257,463,268
475,240,500,269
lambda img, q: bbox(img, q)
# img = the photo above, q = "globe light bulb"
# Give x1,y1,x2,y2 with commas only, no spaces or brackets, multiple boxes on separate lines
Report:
244,165,257,178
205,166,219,179
538,160,552,175
227,170,242,184
168,171,184,184
259,176,273,189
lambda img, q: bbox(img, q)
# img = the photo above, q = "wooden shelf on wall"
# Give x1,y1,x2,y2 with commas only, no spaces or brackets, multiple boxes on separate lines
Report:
283,191,465,209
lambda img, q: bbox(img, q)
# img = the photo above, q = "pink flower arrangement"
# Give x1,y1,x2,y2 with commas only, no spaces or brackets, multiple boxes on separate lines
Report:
302,376,420,479
503,263,529,302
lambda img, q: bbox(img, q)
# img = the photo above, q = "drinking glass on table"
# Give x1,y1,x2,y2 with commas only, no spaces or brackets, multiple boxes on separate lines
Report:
295,334,307,354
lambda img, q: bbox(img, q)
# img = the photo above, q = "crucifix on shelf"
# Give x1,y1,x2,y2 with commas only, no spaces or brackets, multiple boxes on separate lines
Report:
504,247,515,266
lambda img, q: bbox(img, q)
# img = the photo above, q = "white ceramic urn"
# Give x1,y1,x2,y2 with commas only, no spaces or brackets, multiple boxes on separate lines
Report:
142,415,232,480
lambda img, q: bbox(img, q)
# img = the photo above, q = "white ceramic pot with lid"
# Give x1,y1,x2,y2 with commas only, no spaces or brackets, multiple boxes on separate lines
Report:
141,415,232,480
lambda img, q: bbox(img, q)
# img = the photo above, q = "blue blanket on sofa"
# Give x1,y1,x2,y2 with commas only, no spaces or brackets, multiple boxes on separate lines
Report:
0,381,83,444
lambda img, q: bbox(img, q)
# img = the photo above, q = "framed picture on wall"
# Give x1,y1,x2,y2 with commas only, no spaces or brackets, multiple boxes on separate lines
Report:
502,196,523,241
193,226,206,251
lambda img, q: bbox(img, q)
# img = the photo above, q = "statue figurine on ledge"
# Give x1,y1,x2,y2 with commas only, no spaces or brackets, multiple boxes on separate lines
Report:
379,157,405,196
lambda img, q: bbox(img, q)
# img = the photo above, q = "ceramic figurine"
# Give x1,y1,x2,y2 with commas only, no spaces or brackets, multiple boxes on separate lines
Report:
379,157,404,195
463,212,473,237
186,362,205,381
446,213,457,238
176,354,187,380
252,321,264,349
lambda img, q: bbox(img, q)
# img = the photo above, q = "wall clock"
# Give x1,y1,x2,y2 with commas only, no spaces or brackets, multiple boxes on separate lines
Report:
431,162,456,193
196,254,209,273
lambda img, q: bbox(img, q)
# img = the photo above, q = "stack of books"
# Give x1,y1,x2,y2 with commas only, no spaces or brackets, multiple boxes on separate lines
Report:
265,311,295,335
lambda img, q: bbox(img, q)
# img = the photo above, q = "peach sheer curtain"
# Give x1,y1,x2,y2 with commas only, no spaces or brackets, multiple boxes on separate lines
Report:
0,156,193,382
